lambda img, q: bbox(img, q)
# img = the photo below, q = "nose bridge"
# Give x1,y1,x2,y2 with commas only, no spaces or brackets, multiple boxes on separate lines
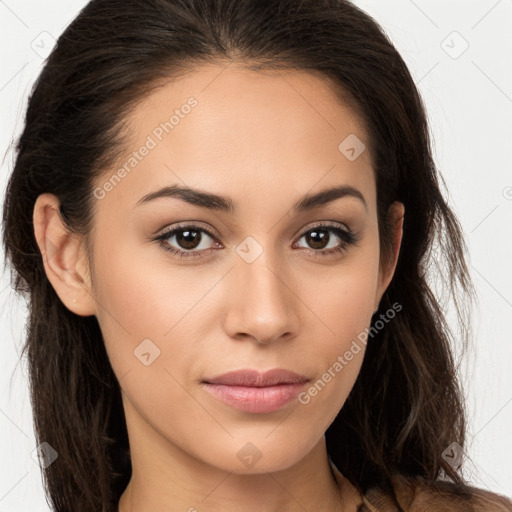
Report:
224,238,297,344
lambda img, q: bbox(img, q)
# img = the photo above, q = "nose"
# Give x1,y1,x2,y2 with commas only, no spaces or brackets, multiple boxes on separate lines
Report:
223,250,299,345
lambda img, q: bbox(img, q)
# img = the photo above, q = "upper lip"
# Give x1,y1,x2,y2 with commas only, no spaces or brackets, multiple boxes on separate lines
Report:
202,368,309,387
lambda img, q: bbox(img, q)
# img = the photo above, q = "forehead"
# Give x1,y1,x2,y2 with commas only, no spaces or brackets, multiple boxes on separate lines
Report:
96,63,375,216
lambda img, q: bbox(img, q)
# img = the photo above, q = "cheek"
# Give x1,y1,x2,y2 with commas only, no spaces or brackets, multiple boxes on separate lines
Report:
295,250,380,409
334,276,376,342
302,277,372,394
91,236,217,380
304,254,380,344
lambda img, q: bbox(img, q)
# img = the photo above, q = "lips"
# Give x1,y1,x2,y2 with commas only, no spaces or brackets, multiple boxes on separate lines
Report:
202,368,309,387
201,368,309,413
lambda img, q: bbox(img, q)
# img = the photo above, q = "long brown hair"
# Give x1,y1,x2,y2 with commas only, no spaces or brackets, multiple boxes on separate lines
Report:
2,0,477,510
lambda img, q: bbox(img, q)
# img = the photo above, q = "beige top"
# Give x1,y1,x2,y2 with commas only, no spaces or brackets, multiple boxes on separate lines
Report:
333,467,512,511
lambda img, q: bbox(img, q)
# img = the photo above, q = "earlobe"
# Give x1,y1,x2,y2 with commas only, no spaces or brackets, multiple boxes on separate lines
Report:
33,193,96,317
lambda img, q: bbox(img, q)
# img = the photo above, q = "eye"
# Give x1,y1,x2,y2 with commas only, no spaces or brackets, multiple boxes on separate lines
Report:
154,223,221,258
293,222,359,256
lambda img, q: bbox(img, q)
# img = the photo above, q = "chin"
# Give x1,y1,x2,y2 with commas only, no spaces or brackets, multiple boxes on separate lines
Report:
196,432,320,476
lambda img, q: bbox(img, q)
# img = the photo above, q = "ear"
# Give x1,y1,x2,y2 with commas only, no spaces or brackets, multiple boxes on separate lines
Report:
33,193,96,316
374,201,405,311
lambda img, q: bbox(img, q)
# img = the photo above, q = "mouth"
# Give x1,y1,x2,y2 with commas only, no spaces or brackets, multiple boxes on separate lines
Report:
201,368,309,414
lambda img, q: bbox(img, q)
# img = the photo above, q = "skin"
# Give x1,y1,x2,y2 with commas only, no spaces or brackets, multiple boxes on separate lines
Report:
33,62,404,511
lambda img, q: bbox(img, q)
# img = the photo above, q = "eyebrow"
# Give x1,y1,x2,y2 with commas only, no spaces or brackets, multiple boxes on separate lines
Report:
134,183,367,213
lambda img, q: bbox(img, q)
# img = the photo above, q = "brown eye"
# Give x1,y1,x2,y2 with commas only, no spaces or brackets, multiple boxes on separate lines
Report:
155,224,220,258
174,228,203,250
304,229,331,250
294,223,358,256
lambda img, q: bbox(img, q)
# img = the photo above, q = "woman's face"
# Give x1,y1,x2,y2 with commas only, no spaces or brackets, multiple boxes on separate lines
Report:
86,63,402,474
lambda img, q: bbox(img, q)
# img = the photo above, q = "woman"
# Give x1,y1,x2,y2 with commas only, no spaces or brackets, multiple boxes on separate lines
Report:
2,0,511,510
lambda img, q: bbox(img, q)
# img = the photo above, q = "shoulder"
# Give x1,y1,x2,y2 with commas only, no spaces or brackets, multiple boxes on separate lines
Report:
359,473,512,512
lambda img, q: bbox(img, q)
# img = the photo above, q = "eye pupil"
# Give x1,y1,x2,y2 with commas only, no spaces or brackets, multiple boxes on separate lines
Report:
307,229,329,249
177,229,201,249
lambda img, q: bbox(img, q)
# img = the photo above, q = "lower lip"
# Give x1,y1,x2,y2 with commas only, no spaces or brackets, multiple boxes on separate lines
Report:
202,382,307,413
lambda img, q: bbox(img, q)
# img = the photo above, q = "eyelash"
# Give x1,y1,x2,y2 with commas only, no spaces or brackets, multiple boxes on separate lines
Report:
153,222,359,259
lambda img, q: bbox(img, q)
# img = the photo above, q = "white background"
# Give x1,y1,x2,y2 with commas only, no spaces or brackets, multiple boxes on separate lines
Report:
1,1,511,510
